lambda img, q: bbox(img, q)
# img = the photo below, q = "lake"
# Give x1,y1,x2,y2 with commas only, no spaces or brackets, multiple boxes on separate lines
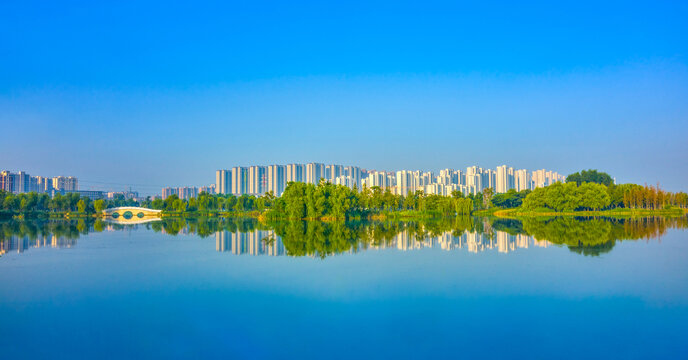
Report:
1,216,687,359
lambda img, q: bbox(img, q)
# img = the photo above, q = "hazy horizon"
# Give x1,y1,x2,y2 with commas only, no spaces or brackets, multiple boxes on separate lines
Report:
2,1,687,193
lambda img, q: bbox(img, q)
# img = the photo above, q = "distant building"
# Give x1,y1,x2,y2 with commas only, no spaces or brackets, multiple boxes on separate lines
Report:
306,163,325,184
267,165,286,196
215,170,232,195
52,176,78,192
199,184,215,195
162,185,214,200
286,163,305,183
162,187,177,200
53,189,105,200
1,171,79,194
248,166,266,195
0,171,16,193
107,190,139,200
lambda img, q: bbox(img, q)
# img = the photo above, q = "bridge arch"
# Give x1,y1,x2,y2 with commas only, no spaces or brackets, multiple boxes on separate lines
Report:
103,206,162,218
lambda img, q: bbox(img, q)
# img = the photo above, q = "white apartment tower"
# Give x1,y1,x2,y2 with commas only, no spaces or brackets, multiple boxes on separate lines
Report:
306,163,325,184
267,165,286,196
286,164,305,183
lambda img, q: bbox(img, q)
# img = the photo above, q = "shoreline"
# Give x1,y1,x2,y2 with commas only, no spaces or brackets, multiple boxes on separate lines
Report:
488,208,687,218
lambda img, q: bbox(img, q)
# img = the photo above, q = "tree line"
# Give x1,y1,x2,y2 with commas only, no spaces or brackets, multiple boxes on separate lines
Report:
144,181,475,219
3,169,686,218
265,181,473,220
506,170,688,212
0,191,149,217
1,191,89,215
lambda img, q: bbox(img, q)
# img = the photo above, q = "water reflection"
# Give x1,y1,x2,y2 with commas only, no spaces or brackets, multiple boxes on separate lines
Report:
103,217,162,225
215,222,551,257
216,230,286,256
1,216,686,258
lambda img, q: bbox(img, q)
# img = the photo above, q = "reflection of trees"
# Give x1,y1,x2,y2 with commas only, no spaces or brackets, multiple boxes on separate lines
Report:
491,219,527,236
520,216,688,256
0,219,99,244
2,215,687,258
0,219,103,254
271,217,476,258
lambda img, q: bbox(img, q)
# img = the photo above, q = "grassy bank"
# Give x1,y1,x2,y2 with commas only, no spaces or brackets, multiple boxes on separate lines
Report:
0,210,100,220
491,207,686,218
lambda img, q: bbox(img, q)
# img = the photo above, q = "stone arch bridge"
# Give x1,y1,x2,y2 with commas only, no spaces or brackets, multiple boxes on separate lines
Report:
102,206,162,219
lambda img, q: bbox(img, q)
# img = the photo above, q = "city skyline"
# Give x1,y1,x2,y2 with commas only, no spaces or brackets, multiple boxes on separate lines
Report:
215,162,565,197
1,161,568,198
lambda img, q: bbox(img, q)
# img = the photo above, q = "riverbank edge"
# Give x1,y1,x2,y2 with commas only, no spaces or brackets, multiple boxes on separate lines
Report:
486,207,687,218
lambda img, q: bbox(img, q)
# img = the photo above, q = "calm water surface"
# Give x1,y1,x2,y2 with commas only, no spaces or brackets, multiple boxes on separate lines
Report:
1,217,687,359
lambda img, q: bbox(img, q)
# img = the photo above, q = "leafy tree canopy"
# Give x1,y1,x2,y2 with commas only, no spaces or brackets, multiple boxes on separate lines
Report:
566,169,613,186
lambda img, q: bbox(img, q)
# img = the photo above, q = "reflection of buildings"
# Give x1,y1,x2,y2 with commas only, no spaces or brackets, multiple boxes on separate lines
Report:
358,228,546,255
496,232,516,253
215,230,285,256
210,228,551,258
0,226,552,259
383,230,540,255
532,238,549,248
0,235,77,256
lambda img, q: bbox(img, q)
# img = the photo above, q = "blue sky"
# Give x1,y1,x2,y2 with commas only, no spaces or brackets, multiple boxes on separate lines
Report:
1,0,687,193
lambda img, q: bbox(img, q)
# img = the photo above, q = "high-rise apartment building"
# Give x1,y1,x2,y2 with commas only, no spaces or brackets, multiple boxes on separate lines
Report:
248,166,266,195
286,164,305,183
266,165,286,196
496,165,508,193
1,171,78,194
306,163,325,184
496,165,516,193
0,171,15,193
215,170,232,195
199,185,215,195
515,169,530,192
15,171,30,193
162,187,177,200
52,176,78,192
396,170,416,195
466,166,482,194
325,164,344,183
231,167,249,195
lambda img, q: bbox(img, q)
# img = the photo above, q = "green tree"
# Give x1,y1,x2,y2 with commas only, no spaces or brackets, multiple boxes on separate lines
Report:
93,199,106,213
482,188,494,208
77,199,86,213
566,169,614,186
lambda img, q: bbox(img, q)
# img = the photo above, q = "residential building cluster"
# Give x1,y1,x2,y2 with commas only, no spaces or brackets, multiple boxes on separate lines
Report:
215,163,565,197
107,190,140,201
1,170,78,194
0,170,154,201
162,185,216,200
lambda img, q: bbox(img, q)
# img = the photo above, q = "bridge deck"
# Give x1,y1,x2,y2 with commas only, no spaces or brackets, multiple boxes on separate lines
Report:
103,207,162,216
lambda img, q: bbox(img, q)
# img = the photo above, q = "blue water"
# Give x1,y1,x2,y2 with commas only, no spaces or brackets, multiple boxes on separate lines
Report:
1,219,687,359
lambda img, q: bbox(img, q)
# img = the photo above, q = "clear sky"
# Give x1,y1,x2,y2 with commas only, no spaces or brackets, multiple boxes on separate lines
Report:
1,0,687,193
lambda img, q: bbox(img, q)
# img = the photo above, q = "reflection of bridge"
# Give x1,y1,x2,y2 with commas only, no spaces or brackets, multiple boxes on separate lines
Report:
103,217,162,225
102,206,162,219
